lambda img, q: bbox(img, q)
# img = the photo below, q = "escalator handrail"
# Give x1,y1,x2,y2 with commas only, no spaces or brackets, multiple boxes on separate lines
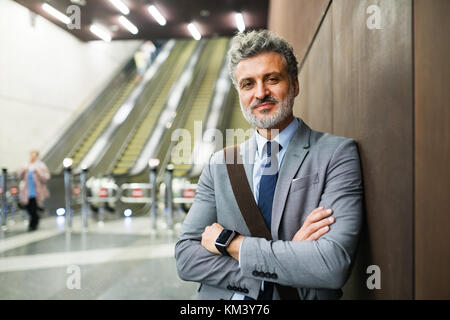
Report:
188,39,234,177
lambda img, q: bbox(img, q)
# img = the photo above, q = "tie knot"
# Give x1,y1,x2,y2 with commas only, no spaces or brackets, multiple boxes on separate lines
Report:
264,141,282,157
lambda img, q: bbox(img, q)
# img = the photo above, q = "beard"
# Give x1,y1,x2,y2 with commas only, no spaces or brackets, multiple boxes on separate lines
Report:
240,86,295,129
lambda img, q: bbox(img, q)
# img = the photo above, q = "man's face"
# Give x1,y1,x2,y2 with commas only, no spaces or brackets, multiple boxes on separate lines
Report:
234,51,299,129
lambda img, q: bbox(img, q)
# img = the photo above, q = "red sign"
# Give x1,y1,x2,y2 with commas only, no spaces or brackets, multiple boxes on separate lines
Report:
10,186,18,196
183,189,195,198
73,186,81,196
132,189,143,198
98,188,108,198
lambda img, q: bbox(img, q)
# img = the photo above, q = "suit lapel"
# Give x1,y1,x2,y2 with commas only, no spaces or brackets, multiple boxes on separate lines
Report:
271,119,312,239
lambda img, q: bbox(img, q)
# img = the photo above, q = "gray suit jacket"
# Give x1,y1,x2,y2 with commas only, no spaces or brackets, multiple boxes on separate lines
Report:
175,118,363,300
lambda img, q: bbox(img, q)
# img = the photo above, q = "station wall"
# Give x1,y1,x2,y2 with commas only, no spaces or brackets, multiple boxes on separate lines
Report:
0,0,141,171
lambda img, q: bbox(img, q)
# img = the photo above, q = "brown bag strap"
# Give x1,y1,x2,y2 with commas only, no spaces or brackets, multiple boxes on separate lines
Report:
224,145,300,300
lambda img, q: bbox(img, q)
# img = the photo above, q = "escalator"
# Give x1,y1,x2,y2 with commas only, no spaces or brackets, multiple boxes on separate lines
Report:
42,56,139,174
225,91,252,147
70,74,140,169
85,40,183,177
112,40,198,176
168,38,229,177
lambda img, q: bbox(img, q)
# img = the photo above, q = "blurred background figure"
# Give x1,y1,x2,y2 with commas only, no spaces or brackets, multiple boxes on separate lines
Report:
134,48,147,79
17,150,50,231
142,40,156,68
133,41,155,79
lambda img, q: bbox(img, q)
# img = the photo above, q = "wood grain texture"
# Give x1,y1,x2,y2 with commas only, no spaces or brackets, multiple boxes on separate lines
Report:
414,0,450,299
269,0,414,299
332,0,414,299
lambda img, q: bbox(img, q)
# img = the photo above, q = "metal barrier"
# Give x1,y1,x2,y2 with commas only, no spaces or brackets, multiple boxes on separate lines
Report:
120,183,152,203
58,158,197,233
80,168,89,229
86,178,120,225
1,168,7,229
64,162,73,229
164,164,174,229
0,168,20,231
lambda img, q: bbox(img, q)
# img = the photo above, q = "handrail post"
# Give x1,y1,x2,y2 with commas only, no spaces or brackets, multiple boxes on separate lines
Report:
1,168,8,230
149,158,160,232
63,159,73,231
165,164,174,231
80,167,89,230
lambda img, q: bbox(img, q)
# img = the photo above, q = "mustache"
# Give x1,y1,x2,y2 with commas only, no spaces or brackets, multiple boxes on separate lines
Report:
249,96,280,109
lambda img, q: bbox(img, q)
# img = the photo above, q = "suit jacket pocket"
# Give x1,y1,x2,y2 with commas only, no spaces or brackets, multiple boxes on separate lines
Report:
290,173,319,193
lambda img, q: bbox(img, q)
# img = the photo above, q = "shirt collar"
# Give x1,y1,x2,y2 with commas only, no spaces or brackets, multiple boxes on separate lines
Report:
255,118,299,158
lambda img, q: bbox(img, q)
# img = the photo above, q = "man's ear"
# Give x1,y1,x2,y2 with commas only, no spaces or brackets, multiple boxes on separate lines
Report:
292,77,300,97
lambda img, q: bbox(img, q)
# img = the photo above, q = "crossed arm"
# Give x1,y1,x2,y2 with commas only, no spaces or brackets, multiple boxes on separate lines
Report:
175,139,363,291
200,206,336,261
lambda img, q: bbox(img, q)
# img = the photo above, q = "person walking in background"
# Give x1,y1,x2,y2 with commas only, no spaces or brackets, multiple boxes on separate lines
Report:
134,49,147,79
18,150,50,231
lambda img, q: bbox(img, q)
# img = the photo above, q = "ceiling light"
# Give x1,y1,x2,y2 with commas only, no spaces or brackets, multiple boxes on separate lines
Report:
42,3,71,24
148,5,166,26
187,23,201,40
119,16,138,34
90,24,112,42
200,10,210,17
235,12,245,32
109,0,129,15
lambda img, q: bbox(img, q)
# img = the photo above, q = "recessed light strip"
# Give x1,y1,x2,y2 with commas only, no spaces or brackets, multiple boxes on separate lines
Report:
119,16,138,34
90,24,112,42
148,5,166,26
235,12,245,32
109,0,129,15
42,3,70,24
187,23,201,40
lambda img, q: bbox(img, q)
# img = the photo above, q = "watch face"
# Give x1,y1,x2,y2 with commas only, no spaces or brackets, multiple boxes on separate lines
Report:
216,229,233,244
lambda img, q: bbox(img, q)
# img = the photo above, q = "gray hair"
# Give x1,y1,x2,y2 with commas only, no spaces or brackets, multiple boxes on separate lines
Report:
227,30,299,87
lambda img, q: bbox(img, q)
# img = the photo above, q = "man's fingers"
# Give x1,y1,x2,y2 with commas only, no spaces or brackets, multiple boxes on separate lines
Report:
305,216,334,240
307,225,330,241
306,207,333,224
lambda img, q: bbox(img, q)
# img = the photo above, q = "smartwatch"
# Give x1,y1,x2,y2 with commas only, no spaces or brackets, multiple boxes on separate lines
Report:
215,229,238,256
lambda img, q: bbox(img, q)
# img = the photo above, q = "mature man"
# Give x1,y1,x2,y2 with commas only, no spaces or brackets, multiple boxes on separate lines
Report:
175,30,363,300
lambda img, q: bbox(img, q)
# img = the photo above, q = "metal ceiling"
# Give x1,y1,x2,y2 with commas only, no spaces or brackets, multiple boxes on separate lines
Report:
14,0,269,41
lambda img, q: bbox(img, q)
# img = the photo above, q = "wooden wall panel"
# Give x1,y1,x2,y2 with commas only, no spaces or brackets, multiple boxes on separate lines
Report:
269,0,415,299
332,0,414,299
268,0,331,70
414,0,450,299
295,8,333,133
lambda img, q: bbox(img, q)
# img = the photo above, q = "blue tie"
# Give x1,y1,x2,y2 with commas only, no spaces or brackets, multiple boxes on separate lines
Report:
257,141,281,230
256,141,281,300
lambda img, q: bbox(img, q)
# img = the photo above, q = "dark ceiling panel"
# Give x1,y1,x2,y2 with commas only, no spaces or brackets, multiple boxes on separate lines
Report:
13,0,268,41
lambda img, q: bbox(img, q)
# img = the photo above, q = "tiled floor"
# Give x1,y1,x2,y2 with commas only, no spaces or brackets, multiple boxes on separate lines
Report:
0,212,197,299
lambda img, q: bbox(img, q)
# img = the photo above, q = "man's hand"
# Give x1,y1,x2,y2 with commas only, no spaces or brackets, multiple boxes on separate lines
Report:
292,207,335,241
201,223,224,254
